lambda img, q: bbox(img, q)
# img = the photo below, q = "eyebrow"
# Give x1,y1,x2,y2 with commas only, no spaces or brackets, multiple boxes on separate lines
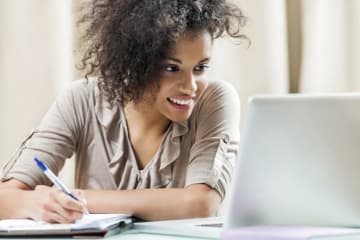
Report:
167,57,210,64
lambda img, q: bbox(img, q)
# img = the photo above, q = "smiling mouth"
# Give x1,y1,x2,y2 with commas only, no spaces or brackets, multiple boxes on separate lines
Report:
167,97,193,106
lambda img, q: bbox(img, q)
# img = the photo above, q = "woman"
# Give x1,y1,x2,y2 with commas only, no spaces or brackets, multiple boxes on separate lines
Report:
0,0,246,223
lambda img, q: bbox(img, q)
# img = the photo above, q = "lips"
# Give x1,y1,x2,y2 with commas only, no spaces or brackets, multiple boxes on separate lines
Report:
167,97,193,106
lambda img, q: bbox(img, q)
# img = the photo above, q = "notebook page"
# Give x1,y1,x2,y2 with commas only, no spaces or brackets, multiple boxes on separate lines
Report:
0,219,72,232
0,214,130,232
73,213,131,230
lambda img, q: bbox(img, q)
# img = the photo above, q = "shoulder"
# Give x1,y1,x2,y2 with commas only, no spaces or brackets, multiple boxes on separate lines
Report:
189,80,240,130
63,78,97,98
50,78,101,127
197,80,240,110
56,78,98,107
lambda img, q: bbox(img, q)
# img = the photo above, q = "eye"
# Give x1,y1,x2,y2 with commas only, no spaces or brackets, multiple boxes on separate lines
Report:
164,64,180,72
194,64,210,72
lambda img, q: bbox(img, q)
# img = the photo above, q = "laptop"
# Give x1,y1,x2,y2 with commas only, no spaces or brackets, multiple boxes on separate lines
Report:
225,94,360,228
135,94,360,238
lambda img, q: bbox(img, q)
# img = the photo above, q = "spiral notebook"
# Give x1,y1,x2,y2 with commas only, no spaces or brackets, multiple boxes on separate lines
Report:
0,213,133,237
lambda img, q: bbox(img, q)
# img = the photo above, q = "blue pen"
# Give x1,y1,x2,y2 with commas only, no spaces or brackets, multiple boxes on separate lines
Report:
34,157,89,215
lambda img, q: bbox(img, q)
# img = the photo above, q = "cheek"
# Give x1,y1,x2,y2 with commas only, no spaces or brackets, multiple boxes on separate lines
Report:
157,78,176,99
196,80,208,96
154,86,170,106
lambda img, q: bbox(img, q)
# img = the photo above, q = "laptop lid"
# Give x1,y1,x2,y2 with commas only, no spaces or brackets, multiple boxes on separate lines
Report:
225,94,360,228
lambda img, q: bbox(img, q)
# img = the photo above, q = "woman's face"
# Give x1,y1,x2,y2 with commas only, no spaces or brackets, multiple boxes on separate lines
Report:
150,32,213,122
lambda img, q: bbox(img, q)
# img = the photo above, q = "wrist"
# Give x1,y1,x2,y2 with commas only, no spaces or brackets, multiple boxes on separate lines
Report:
0,188,32,219
16,189,37,219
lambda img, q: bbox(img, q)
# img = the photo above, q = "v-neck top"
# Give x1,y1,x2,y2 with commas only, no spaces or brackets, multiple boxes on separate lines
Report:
118,106,172,173
1,78,240,200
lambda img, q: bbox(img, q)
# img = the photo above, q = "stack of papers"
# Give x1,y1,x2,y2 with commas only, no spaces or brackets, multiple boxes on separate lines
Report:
0,214,132,237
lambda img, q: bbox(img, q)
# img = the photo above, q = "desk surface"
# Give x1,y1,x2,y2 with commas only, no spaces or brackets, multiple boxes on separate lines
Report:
5,219,360,240
0,218,222,240
0,233,209,240
109,231,216,240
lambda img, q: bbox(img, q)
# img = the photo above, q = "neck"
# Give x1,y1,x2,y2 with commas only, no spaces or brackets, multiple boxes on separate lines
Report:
124,101,170,137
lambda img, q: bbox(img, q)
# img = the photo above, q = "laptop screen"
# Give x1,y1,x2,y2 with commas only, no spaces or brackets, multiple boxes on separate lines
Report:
226,94,360,228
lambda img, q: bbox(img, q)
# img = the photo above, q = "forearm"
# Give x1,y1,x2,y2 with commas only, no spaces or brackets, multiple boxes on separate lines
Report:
0,188,33,219
84,185,220,220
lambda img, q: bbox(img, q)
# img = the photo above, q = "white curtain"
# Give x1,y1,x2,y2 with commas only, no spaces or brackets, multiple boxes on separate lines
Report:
300,0,360,92
0,0,73,184
211,0,360,129
210,0,289,130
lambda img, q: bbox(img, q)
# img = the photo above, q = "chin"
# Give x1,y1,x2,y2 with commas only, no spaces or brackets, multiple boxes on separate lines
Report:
169,113,192,122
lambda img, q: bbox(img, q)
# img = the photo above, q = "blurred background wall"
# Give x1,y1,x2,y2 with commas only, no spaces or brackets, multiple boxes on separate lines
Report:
0,0,74,184
1,0,360,185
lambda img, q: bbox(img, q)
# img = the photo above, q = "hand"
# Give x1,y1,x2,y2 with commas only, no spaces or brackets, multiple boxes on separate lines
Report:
28,185,88,223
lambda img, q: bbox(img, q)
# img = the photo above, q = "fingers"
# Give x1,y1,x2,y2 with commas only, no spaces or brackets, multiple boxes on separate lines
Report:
41,205,73,223
56,190,85,212
33,186,85,223
51,190,84,222
73,190,87,206
72,190,89,214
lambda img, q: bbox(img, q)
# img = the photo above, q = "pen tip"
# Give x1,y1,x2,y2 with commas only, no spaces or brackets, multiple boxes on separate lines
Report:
34,157,46,171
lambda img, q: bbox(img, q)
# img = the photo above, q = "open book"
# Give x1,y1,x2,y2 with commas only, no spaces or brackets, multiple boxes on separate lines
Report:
0,214,132,237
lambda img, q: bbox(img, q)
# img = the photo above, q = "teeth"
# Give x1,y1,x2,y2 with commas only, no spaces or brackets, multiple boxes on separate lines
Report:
168,97,193,105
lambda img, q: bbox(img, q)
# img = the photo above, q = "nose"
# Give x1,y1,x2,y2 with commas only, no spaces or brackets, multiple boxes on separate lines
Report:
181,72,198,95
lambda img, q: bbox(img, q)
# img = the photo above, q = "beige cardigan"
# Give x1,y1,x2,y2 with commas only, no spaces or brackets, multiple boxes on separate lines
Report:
1,78,240,200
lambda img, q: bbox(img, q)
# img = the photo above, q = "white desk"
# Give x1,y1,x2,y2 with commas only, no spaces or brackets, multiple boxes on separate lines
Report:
5,218,360,240
107,231,216,240
0,218,221,240
111,223,360,240
106,217,221,239
0,234,207,240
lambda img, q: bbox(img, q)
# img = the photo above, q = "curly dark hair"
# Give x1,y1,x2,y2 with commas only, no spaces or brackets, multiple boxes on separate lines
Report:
78,0,247,104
